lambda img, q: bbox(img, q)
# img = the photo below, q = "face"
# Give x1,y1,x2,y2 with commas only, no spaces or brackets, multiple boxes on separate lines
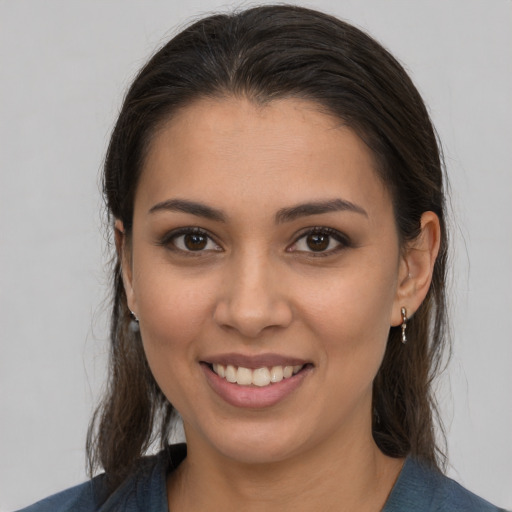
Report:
122,97,409,465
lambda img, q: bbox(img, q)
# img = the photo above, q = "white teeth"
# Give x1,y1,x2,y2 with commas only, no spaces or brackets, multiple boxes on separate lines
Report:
236,367,253,386
270,366,284,383
252,367,271,387
225,365,237,383
213,363,225,378
211,363,305,387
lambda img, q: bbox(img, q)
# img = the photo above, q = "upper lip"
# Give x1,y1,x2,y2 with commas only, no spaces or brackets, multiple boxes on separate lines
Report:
202,353,311,369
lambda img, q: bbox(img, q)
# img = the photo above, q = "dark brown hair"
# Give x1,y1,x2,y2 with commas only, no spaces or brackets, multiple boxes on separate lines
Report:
87,4,449,491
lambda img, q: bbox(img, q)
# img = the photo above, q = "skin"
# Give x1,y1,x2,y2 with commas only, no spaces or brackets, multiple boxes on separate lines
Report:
118,97,440,511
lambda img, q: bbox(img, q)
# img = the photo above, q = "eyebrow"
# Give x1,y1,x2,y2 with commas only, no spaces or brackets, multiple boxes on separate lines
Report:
148,197,367,223
275,198,368,223
149,199,227,222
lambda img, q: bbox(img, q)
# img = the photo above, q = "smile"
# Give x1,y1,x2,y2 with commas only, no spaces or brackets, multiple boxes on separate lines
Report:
201,354,313,408
211,363,304,387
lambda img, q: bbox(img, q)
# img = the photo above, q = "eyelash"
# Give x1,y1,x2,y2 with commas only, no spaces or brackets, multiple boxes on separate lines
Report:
158,226,351,257
289,227,351,257
158,227,221,256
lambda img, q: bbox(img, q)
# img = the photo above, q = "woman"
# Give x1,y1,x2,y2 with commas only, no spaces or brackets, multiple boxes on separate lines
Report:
18,5,505,511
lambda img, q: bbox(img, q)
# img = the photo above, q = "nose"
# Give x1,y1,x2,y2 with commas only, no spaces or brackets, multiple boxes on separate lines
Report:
213,252,293,339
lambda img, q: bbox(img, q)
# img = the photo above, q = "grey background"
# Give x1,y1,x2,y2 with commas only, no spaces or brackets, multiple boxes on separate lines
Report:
1,0,511,510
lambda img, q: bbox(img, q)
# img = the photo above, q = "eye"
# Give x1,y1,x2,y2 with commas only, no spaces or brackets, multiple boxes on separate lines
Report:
289,227,349,255
162,228,222,253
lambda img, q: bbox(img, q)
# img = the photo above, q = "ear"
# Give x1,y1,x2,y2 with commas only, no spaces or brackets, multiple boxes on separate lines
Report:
391,211,441,326
114,219,137,315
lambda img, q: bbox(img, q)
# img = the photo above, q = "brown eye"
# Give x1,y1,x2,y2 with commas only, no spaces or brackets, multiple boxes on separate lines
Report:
290,228,349,255
306,233,330,251
166,229,222,253
184,233,208,250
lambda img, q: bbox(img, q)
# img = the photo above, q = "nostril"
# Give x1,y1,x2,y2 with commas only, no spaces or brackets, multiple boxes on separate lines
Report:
213,296,293,339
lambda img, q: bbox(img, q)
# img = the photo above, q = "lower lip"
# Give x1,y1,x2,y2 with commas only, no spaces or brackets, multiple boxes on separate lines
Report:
201,363,311,409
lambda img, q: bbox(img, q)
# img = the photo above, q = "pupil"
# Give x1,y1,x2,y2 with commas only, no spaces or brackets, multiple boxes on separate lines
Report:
185,233,207,250
307,233,329,251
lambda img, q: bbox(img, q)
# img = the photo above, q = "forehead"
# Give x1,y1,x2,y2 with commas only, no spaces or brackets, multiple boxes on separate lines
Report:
136,97,391,220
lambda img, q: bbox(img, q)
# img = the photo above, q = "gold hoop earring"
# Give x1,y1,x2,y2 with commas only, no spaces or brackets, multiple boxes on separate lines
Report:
400,307,408,344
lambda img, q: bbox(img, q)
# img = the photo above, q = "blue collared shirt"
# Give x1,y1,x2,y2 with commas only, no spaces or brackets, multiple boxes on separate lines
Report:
17,444,506,511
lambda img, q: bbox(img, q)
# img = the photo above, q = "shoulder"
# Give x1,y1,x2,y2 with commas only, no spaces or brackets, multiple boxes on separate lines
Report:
16,445,186,512
431,474,505,512
14,477,104,512
384,457,506,512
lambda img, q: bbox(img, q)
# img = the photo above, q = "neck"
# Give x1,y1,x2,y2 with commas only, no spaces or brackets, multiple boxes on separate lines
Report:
167,427,404,512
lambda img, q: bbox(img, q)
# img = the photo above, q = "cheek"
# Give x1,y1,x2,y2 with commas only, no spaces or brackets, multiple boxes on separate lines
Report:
133,266,217,388
133,250,216,340
298,261,398,372
305,271,396,336
141,284,209,345
134,276,216,414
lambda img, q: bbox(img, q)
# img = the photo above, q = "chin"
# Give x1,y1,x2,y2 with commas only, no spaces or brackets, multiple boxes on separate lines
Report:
188,418,312,466
217,438,303,466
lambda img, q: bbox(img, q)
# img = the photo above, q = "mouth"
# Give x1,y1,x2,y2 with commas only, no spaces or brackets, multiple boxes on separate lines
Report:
207,363,310,387
200,356,313,408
